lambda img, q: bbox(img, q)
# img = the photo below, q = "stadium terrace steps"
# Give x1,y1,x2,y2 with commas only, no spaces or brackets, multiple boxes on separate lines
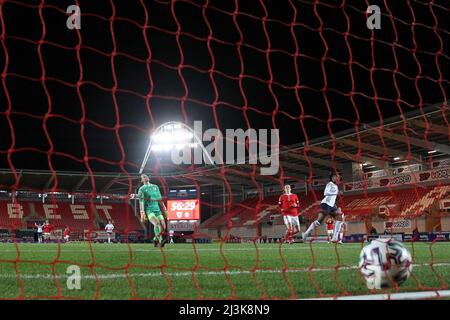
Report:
298,200,321,216
401,185,450,216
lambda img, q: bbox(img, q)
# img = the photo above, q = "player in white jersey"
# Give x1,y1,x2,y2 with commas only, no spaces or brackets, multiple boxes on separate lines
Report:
35,222,44,243
105,220,114,244
169,229,174,244
302,173,343,240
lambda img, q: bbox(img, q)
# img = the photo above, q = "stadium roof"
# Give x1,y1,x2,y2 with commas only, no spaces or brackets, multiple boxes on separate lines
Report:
0,102,448,194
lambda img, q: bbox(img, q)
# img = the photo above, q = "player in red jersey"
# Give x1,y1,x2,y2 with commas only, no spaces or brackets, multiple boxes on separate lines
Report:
326,218,335,243
42,221,53,243
278,185,301,244
63,226,71,243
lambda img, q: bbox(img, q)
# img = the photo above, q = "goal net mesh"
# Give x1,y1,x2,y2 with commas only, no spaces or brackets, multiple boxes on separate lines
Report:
0,0,449,299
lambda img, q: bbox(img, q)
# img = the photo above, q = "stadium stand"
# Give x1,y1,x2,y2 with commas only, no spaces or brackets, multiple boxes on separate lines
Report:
199,184,450,230
0,200,143,233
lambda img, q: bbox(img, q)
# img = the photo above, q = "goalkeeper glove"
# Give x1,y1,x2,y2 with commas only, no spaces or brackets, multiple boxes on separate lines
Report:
140,211,147,223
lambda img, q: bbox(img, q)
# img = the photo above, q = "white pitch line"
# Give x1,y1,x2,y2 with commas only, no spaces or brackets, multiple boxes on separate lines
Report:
0,245,375,253
0,263,449,280
0,242,449,254
307,290,450,300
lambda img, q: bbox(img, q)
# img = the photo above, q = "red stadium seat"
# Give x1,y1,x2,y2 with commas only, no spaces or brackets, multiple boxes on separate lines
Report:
0,200,144,232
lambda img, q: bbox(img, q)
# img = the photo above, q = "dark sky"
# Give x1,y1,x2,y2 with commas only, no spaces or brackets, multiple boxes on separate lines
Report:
0,0,448,174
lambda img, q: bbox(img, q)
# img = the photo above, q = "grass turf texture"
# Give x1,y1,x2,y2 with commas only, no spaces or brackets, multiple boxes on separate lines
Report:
0,242,448,299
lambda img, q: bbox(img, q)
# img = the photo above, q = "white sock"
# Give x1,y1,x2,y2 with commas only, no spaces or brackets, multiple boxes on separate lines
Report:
305,220,320,237
332,221,342,242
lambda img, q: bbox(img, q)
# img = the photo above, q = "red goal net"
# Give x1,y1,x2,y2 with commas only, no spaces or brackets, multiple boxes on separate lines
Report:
0,0,449,300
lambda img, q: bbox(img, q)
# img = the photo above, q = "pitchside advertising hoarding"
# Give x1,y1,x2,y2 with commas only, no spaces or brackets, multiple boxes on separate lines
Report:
84,230,115,241
0,229,10,239
49,229,63,240
6,229,64,241
348,232,450,242
344,167,450,191
168,220,199,232
384,219,412,230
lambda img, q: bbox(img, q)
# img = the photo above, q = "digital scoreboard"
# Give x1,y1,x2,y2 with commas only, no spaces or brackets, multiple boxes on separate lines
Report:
167,199,200,220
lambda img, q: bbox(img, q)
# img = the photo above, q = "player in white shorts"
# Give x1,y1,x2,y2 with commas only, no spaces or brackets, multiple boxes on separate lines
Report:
35,222,44,243
332,208,347,244
278,185,301,244
303,173,343,240
105,220,114,244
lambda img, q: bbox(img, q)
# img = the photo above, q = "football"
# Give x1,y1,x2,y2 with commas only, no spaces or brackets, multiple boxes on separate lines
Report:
358,238,413,289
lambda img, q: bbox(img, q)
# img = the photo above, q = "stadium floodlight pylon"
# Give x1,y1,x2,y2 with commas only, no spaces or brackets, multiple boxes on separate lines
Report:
139,121,216,174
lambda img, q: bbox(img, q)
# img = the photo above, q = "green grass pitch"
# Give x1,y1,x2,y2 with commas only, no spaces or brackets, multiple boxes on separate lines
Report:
0,242,449,299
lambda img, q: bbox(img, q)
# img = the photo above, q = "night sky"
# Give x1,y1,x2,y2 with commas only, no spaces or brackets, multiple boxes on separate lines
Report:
0,0,448,174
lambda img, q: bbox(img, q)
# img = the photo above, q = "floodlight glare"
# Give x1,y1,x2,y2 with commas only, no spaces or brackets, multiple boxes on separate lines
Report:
152,129,194,151
139,121,216,174
151,144,164,151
